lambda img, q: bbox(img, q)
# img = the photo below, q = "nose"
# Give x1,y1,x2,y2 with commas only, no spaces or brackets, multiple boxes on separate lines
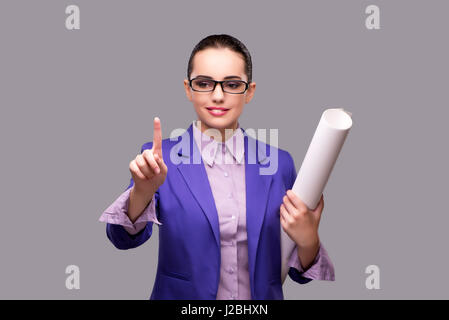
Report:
211,82,225,102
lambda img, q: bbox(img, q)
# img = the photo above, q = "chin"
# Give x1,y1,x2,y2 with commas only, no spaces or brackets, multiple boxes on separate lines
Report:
207,118,236,128
198,118,230,130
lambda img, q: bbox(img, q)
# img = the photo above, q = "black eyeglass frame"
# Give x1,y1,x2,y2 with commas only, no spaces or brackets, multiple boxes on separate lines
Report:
189,77,249,94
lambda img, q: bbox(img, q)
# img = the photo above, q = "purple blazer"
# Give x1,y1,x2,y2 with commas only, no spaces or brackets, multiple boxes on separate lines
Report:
106,123,322,299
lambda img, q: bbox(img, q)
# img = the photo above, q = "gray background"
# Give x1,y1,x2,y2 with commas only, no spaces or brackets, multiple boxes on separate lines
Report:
0,0,447,299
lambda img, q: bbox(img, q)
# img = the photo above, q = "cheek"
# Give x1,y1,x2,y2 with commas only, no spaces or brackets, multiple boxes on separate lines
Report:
191,95,207,109
229,97,245,110
231,102,245,116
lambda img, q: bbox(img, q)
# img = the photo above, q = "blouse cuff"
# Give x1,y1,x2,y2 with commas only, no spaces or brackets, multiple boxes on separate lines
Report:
99,188,161,235
287,242,335,281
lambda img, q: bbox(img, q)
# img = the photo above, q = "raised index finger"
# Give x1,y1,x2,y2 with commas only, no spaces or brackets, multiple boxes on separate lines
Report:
153,117,163,157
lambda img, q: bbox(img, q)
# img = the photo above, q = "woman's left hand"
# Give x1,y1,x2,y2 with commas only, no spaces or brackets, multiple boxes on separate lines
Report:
280,190,324,248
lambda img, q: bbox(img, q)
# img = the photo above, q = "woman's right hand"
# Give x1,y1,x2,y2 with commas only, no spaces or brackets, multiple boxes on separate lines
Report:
129,117,168,195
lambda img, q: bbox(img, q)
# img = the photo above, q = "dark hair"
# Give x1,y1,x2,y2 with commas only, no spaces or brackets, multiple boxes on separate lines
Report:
187,34,253,84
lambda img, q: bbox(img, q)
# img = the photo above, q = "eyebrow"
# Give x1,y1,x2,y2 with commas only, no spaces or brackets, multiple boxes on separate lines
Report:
195,75,242,80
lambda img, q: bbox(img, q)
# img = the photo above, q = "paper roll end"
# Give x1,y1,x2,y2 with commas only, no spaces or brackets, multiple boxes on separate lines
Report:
323,108,353,130
334,107,352,118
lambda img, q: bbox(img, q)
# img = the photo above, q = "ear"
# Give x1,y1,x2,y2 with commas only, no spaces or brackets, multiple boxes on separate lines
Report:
184,79,193,102
245,82,256,104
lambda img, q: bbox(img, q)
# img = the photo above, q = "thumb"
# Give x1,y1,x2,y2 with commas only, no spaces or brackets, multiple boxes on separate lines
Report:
311,194,324,221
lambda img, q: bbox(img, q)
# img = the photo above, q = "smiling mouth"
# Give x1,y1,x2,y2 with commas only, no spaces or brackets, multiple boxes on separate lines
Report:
206,107,230,116
206,107,229,111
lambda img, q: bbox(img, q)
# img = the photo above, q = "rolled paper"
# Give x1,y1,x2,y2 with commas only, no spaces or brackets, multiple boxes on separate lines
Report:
281,108,353,283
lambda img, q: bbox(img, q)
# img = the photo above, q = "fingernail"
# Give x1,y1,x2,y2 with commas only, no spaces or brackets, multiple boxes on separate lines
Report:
156,168,160,174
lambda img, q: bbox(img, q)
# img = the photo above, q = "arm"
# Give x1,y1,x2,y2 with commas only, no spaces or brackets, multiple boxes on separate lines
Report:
100,125,167,250
283,151,335,283
287,241,335,284
99,179,162,250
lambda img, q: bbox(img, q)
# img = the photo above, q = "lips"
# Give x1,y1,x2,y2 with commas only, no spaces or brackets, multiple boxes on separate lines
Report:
206,106,229,117
206,106,229,111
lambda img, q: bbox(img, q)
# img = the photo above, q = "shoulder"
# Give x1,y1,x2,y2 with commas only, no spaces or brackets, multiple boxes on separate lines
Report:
247,133,296,181
275,146,297,188
272,144,296,179
247,133,295,166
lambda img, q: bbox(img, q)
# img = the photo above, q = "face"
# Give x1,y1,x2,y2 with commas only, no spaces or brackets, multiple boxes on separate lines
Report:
184,47,256,141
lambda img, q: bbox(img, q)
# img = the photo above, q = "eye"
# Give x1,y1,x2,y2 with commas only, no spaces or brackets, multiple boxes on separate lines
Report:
194,80,214,88
225,81,243,89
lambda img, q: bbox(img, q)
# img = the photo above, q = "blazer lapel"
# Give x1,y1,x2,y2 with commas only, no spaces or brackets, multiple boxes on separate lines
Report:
242,129,274,298
176,124,221,250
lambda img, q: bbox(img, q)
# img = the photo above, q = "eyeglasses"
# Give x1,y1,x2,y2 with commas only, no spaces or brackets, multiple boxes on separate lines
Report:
189,77,249,94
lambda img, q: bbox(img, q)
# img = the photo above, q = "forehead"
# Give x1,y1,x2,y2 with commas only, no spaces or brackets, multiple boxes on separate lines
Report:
192,48,246,80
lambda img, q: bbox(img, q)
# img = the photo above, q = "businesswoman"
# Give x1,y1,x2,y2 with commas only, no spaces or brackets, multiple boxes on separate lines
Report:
99,34,334,300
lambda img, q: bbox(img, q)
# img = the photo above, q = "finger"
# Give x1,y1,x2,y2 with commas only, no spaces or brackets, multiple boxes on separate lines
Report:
280,204,293,224
286,190,308,212
136,154,156,178
154,153,168,173
282,195,297,216
153,117,163,157
142,150,160,175
129,160,147,180
312,194,324,214
280,209,288,229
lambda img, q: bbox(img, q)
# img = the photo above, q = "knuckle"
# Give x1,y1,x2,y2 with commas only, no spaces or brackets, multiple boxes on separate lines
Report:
136,156,144,167
150,160,159,169
131,161,139,171
142,150,150,162
291,210,301,219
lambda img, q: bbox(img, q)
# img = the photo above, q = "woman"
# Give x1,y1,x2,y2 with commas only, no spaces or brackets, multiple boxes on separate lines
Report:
99,34,335,300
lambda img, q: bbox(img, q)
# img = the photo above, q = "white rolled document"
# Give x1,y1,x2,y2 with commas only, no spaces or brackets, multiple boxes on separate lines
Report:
281,108,353,283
